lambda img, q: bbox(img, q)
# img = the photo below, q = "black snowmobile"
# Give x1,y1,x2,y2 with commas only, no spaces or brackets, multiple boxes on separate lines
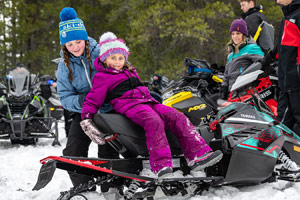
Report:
33,92,300,199
150,58,223,100
0,68,60,145
160,58,223,126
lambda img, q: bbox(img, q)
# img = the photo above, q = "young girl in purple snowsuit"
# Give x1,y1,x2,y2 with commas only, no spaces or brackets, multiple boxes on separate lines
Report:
80,32,223,177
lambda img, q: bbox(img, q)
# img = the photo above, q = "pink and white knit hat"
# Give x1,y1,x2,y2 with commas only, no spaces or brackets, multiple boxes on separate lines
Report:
99,32,130,62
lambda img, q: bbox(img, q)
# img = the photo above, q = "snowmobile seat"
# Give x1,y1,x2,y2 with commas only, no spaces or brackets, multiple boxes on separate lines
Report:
93,113,144,137
93,113,182,157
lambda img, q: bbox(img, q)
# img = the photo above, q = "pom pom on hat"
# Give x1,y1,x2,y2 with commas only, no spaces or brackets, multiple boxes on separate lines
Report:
99,32,117,43
98,32,130,62
59,7,88,45
60,7,77,21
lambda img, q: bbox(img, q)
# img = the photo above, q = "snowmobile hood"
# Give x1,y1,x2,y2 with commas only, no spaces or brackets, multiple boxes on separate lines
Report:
218,102,275,126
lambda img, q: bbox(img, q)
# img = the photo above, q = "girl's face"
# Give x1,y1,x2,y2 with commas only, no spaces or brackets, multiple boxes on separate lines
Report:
65,40,85,57
231,31,243,45
104,54,126,71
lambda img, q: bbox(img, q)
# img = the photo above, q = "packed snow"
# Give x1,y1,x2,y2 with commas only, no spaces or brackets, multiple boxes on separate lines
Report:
0,121,299,200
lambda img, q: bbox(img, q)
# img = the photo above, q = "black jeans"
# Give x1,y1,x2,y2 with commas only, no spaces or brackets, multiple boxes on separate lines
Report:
276,91,300,136
63,109,73,137
62,113,119,187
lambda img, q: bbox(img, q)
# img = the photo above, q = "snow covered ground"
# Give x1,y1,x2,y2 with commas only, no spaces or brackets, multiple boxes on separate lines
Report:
0,121,299,200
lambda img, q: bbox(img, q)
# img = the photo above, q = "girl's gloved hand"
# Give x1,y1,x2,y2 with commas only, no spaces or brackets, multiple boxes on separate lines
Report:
80,119,106,145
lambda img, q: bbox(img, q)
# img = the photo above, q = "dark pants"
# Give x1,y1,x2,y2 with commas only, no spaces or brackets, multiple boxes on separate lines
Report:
63,109,73,137
276,91,300,136
62,113,119,187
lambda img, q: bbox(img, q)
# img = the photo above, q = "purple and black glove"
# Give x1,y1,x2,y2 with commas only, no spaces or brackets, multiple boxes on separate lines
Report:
80,118,106,145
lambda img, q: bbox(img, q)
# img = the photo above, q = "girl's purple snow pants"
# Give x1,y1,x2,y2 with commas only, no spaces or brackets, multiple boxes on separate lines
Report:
124,103,212,173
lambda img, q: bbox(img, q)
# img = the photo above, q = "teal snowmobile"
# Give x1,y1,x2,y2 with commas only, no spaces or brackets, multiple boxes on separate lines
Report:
32,98,300,199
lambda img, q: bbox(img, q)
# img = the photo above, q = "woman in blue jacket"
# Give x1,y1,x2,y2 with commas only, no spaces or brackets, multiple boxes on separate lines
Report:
56,7,118,189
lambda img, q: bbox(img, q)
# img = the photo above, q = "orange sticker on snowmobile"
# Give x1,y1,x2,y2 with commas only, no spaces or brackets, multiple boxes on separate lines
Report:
294,145,300,152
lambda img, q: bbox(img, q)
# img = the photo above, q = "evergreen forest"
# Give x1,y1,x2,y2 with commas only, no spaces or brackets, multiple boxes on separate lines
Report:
0,0,282,80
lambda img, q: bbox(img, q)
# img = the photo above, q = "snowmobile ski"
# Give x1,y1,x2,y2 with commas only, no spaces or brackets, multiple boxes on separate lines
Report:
33,156,223,200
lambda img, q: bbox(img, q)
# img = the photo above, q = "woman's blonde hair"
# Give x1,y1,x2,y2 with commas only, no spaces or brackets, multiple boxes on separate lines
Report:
62,41,92,83
227,35,248,54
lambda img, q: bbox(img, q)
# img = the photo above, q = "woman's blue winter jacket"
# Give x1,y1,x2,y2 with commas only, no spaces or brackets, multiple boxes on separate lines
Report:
56,37,99,113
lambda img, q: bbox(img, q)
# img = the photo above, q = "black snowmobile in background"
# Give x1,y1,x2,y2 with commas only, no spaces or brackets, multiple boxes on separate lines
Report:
144,57,223,103
0,68,60,145
146,74,174,96
161,57,223,125
33,89,300,199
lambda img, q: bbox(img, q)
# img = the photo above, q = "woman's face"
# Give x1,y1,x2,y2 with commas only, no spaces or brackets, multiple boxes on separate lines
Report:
65,40,85,57
231,31,243,45
104,54,126,71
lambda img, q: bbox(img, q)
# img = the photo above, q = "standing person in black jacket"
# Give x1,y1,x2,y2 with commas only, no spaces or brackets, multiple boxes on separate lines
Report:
239,0,268,39
260,0,300,136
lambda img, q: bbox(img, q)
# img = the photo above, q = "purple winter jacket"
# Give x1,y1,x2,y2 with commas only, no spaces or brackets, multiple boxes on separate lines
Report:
81,58,158,119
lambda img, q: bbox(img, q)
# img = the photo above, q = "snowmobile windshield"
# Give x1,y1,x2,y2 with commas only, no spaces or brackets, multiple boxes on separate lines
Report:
7,68,35,97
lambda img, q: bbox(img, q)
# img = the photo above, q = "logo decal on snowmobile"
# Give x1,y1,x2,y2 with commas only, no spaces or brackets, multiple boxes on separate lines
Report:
259,89,272,99
221,124,253,136
240,114,256,119
294,145,300,152
188,104,207,112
